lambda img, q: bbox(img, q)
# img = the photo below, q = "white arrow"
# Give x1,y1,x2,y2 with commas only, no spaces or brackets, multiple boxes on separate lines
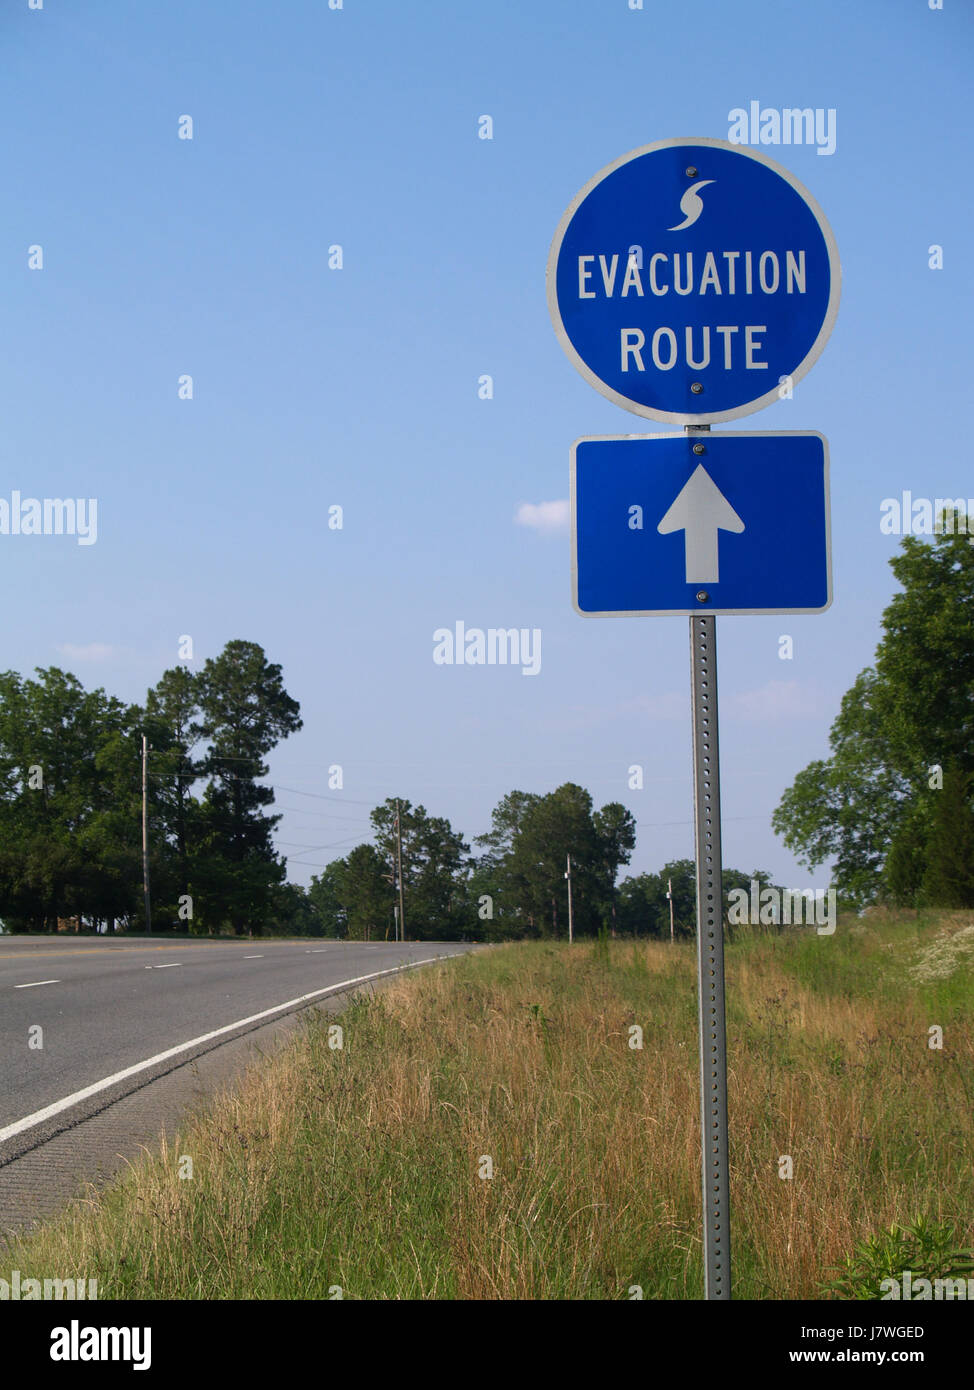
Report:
657,464,745,583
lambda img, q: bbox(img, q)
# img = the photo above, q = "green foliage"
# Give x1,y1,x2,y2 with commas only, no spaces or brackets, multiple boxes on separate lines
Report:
0,643,302,935
775,527,974,905
194,641,302,934
0,668,141,929
144,665,202,918
919,762,974,908
592,923,610,964
821,1216,974,1299
616,861,691,938
472,783,635,940
307,862,347,938
884,797,933,908
337,843,395,940
616,870,670,938
370,798,471,940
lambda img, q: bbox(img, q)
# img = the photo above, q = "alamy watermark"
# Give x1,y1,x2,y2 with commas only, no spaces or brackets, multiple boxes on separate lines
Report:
0,493,97,545
726,879,836,934
1,1269,98,1299
881,1271,973,1300
50,1320,150,1371
880,493,972,538
728,101,836,156
433,621,541,676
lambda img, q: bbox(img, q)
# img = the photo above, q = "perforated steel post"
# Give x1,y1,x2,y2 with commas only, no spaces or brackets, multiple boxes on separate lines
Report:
690,611,731,1299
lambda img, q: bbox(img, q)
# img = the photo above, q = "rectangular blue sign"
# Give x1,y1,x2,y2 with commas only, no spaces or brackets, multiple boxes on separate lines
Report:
572,431,831,616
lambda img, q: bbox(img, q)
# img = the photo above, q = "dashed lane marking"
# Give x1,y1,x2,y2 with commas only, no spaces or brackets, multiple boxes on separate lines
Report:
0,954,464,1146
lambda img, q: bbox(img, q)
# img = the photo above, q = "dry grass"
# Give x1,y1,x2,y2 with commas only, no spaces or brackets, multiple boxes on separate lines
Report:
6,913,972,1299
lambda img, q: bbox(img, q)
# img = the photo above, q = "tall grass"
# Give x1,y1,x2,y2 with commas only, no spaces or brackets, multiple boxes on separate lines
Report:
6,911,972,1299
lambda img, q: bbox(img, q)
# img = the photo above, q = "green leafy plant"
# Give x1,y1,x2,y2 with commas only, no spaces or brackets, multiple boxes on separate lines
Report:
821,1216,974,1299
592,924,611,965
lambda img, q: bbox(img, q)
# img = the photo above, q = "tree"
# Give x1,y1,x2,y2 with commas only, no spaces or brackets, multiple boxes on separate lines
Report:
474,790,540,864
476,783,635,939
872,528,974,775
265,881,318,936
773,525,974,904
616,872,670,937
471,790,541,935
884,798,934,908
0,645,308,936
919,763,974,908
195,641,302,934
308,862,348,937
370,799,471,940
0,668,139,929
336,844,394,940
504,784,600,936
144,666,203,921
592,801,637,931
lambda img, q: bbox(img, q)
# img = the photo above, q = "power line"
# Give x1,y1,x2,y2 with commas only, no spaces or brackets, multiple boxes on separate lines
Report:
148,771,373,807
274,805,374,824
274,834,373,853
272,783,377,807
146,768,378,808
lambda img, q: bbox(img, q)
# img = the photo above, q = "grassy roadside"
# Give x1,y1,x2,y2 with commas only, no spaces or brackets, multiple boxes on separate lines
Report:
6,910,972,1299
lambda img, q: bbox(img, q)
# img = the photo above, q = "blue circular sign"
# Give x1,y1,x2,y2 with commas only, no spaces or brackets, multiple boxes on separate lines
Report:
547,138,840,425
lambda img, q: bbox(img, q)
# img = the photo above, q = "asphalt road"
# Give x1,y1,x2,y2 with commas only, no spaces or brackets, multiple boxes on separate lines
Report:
0,935,474,1155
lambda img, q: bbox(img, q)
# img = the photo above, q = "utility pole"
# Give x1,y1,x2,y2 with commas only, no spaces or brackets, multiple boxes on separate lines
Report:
668,877,675,943
141,734,152,934
383,855,397,941
565,853,574,944
395,799,406,942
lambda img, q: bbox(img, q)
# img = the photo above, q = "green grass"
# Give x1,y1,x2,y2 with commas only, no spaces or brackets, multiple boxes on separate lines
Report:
5,911,972,1299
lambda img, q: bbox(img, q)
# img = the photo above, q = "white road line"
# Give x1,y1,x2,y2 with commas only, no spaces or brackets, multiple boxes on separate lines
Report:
0,953,465,1144
243,955,263,959
152,963,181,969
14,979,60,989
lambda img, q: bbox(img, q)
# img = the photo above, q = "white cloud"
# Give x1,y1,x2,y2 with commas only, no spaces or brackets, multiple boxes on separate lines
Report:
725,679,822,722
57,643,116,663
514,499,570,532
550,691,685,732
625,692,686,721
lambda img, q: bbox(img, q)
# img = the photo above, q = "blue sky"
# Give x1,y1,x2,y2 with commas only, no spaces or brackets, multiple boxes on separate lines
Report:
1,0,971,889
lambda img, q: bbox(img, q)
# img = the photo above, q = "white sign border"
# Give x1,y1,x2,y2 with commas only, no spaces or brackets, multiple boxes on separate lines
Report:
547,138,842,426
570,430,833,616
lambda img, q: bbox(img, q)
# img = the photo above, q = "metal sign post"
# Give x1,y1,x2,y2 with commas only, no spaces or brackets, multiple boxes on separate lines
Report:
547,136,840,1304
690,609,730,1299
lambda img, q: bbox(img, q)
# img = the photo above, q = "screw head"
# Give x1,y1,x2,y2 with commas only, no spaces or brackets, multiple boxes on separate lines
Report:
692,442,706,455
690,382,704,395
696,591,710,603
685,166,698,177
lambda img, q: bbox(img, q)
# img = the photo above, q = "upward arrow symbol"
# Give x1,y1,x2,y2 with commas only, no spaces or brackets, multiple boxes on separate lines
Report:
657,464,745,583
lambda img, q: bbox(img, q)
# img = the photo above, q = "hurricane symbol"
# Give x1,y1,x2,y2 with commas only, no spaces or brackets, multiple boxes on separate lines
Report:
668,179,715,231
